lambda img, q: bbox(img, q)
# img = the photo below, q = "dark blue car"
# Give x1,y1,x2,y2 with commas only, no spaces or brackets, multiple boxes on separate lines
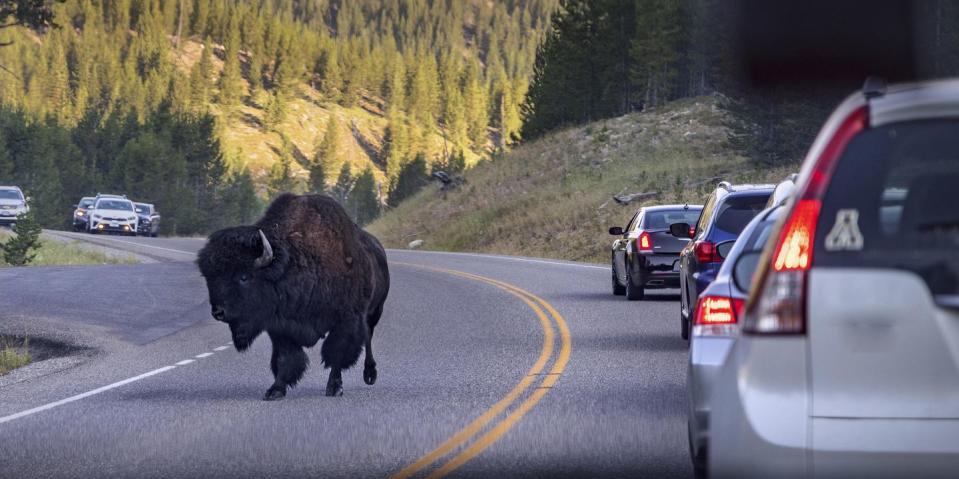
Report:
673,182,774,340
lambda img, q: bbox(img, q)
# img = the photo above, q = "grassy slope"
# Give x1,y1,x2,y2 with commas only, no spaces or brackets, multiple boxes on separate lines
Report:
174,40,481,189
369,96,797,263
0,230,138,267
0,337,30,376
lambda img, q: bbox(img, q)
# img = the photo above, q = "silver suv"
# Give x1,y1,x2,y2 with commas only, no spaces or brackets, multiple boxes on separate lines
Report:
0,186,29,226
710,78,959,477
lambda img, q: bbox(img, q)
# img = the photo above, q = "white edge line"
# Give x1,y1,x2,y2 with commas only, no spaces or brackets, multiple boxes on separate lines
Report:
213,346,229,351
54,232,197,256
175,359,195,366
0,366,176,425
389,248,607,270
195,352,213,358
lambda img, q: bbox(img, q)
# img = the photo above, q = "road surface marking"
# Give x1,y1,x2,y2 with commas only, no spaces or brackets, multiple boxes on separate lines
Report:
427,276,572,478
195,352,213,358
175,359,195,366
391,248,607,270
53,232,197,256
213,346,229,351
0,366,176,425
390,263,571,479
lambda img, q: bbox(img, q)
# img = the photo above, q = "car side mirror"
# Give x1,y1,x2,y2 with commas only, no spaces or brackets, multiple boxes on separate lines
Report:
669,222,692,238
716,240,736,260
732,251,763,292
608,226,624,236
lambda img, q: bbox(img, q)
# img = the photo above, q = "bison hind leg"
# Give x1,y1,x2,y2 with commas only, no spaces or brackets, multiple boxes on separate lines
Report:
320,319,367,397
265,334,309,401
363,303,385,386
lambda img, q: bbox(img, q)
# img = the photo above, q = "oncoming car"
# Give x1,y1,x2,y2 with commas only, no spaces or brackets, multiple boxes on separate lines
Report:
609,204,703,300
72,196,96,231
0,186,28,227
88,196,138,235
134,202,161,237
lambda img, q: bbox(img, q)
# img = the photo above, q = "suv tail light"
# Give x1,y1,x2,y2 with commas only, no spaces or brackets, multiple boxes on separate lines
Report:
694,295,744,336
744,105,868,335
638,231,653,252
694,240,722,264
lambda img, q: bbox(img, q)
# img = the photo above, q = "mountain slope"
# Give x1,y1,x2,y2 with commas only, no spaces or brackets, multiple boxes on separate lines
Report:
368,96,795,263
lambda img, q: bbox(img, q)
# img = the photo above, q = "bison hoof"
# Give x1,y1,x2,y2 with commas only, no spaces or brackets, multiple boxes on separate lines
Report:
325,383,343,397
263,386,287,401
363,366,377,385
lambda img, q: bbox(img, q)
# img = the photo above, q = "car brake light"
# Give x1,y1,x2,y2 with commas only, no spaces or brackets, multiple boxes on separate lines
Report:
693,295,744,336
694,240,721,264
638,231,653,252
744,105,868,335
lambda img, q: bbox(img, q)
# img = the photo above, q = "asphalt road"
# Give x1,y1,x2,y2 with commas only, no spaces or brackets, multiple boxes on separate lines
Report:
0,233,692,478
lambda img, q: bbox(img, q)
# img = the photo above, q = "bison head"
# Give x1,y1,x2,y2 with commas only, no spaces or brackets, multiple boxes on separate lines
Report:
196,226,289,351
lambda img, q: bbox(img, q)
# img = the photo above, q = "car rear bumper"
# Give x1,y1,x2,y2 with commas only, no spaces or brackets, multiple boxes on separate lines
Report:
710,337,959,478
687,335,736,456
632,253,681,288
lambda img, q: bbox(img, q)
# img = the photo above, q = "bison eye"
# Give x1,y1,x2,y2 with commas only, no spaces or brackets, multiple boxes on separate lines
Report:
238,273,250,284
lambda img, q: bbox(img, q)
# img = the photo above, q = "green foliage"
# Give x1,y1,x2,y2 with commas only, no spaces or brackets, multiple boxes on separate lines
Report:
346,167,380,225
332,163,353,205
389,153,429,207
267,137,305,199
1,210,42,266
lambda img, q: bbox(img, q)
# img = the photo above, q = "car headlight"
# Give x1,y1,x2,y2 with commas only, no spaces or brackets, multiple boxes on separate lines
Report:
75,210,85,217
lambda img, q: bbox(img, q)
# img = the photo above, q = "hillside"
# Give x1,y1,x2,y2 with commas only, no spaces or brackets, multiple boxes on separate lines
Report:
368,96,796,263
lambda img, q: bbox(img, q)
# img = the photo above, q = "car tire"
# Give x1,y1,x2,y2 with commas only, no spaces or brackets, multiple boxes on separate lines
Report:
612,260,626,296
681,309,690,340
151,232,158,238
625,267,645,301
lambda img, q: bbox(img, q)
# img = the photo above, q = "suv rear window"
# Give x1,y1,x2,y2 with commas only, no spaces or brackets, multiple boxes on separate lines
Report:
816,120,959,295
712,195,769,236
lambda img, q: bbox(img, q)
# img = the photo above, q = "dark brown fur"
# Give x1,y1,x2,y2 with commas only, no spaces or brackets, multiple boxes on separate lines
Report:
197,193,390,399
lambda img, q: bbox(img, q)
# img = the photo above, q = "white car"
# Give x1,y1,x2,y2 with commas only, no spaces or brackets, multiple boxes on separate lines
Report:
709,78,959,477
0,186,29,227
88,196,138,235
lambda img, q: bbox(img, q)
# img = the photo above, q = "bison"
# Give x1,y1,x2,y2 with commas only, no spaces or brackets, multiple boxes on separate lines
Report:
197,193,390,400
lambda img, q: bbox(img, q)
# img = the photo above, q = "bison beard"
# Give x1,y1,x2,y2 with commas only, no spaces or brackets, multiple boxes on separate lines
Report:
196,194,390,400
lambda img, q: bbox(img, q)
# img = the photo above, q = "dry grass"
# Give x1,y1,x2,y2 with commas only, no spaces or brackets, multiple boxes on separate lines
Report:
369,96,800,263
0,337,30,376
0,230,138,267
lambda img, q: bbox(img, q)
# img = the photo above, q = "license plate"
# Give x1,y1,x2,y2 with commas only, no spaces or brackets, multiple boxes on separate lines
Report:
110,222,119,227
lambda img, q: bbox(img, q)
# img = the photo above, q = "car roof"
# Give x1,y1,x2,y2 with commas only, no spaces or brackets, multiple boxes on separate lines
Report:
135,202,153,207
870,78,959,126
0,186,22,190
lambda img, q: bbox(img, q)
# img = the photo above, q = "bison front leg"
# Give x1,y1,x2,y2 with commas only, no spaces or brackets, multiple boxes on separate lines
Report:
320,319,366,397
264,334,309,401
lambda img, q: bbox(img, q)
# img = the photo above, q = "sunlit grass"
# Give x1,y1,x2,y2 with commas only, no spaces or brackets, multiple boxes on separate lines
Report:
0,230,138,267
0,338,30,376
370,96,800,263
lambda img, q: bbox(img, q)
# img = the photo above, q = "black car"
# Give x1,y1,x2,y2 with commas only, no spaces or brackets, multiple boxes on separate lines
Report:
672,182,774,339
72,196,96,231
609,204,703,300
134,202,161,237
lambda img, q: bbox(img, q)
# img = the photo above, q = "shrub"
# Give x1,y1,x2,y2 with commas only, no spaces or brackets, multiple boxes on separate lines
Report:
2,210,42,266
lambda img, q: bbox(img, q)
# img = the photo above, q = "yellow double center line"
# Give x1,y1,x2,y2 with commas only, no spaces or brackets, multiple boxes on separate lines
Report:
391,264,572,479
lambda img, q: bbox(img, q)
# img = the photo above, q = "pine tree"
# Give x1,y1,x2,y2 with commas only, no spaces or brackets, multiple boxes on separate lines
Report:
263,90,286,131
332,162,353,205
463,61,490,149
388,152,428,207
320,47,343,102
347,166,380,225
189,38,214,107
1,209,42,266
317,116,341,173
383,112,410,180
217,13,243,110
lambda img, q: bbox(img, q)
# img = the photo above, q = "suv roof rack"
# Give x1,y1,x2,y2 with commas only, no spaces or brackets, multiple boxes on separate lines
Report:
863,76,887,99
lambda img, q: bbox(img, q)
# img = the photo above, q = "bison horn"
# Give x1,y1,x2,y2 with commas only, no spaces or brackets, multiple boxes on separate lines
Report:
254,229,274,268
